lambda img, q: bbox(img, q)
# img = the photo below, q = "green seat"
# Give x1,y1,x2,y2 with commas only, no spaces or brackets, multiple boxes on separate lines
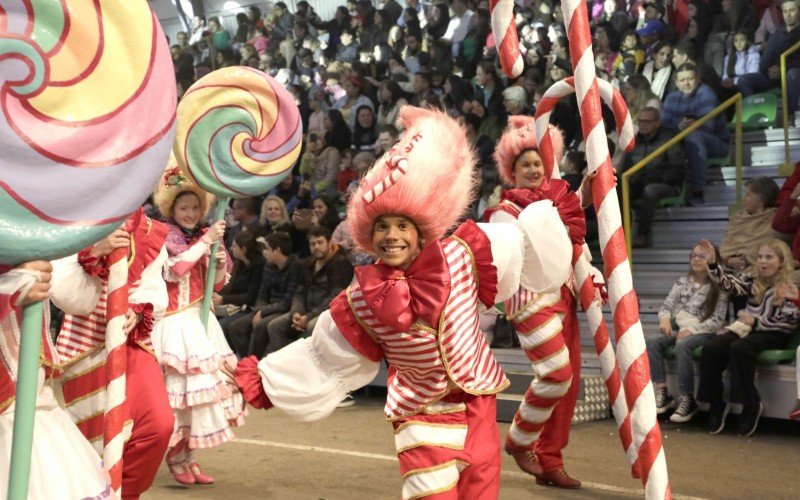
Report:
727,93,778,131
756,330,800,365
663,345,703,360
708,152,730,166
658,182,687,208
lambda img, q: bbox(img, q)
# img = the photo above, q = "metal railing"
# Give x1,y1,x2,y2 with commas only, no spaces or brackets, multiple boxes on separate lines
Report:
621,93,743,261
780,39,800,173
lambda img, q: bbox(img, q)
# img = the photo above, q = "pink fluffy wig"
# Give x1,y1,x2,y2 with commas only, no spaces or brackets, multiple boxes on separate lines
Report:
494,116,563,186
347,106,478,253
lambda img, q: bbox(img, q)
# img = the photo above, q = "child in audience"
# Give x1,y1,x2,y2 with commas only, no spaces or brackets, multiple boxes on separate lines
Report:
697,238,800,436
614,30,644,81
647,242,729,423
721,31,761,89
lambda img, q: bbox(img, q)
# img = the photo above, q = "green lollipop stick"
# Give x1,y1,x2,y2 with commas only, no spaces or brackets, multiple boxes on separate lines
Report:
200,199,229,329
7,301,43,500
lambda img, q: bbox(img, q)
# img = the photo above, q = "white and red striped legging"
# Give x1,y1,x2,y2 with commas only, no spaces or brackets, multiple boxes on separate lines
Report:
505,285,582,473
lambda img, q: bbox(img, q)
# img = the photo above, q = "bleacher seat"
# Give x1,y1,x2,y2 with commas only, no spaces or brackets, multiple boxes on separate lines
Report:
727,93,778,132
662,330,800,365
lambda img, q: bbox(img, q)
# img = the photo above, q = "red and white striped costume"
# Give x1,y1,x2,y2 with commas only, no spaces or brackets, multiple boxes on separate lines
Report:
0,266,112,499
149,223,245,463
236,212,572,499
489,186,586,474
51,211,175,499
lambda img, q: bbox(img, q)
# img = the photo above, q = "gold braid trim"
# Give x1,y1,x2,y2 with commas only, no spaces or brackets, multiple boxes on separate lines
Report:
345,287,380,345
449,235,479,286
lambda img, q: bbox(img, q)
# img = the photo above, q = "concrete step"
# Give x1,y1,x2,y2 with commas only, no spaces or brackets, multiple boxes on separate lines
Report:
631,269,686,295
653,205,729,221
651,220,726,248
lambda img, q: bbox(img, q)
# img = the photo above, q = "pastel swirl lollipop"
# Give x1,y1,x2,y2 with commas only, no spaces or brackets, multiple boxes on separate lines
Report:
0,0,176,264
174,66,303,198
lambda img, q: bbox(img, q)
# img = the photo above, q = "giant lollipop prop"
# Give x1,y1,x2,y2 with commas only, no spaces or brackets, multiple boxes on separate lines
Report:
174,66,303,327
490,1,670,497
0,1,176,498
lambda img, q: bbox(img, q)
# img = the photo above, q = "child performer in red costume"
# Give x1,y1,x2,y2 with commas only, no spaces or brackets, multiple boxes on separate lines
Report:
49,207,173,500
235,106,574,499
488,116,598,489
0,261,112,498
150,167,246,486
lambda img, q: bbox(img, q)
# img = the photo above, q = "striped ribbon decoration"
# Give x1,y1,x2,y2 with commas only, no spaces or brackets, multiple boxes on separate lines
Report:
558,0,670,497
103,246,129,497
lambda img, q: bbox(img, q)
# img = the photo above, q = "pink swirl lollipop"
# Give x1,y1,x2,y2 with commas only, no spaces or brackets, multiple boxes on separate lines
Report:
0,0,176,265
174,66,303,198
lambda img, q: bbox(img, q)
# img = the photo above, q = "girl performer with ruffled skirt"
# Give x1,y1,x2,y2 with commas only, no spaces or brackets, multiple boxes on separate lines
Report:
234,106,574,499
150,166,246,486
0,261,112,498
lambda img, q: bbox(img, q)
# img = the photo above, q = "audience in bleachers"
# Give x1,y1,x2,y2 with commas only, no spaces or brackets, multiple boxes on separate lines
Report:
720,177,782,270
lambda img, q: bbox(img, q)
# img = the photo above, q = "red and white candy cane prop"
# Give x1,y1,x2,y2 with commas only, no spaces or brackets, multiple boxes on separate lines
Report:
104,246,131,495
490,0,524,78
491,1,669,494
534,77,638,471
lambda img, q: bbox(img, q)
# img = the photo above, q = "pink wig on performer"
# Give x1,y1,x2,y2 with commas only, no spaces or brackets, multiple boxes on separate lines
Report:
347,106,478,253
494,116,564,187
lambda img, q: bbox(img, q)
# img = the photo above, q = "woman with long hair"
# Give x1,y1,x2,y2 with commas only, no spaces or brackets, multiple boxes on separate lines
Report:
459,8,490,77
442,75,475,116
376,80,410,127
647,242,728,423
351,105,378,153
621,74,662,130
704,0,758,76
323,109,353,151
215,231,266,333
642,40,674,100
697,238,800,436
425,3,450,41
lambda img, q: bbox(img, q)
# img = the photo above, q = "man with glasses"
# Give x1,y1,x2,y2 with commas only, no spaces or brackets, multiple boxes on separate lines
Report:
621,107,686,248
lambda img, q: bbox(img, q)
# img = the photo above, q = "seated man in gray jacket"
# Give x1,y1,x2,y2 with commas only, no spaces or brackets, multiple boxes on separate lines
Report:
623,107,686,248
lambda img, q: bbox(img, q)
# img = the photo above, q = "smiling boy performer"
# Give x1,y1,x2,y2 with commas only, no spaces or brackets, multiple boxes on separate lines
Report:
488,116,595,489
235,106,573,499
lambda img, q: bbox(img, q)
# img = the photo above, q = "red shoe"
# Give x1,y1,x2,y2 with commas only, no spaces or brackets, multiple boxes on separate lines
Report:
504,444,543,477
536,469,581,489
168,464,196,485
188,461,214,484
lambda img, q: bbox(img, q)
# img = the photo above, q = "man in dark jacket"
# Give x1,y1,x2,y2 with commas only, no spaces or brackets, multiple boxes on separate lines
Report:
223,231,302,358
623,107,686,247
264,225,354,354
736,0,800,117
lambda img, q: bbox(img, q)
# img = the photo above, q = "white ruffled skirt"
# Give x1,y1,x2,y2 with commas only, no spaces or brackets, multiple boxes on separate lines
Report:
0,374,111,499
151,305,246,450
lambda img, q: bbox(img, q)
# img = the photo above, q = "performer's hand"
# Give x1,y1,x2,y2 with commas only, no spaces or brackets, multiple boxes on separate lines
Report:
214,250,227,270
659,317,673,336
17,261,52,305
203,220,226,244
123,308,142,334
90,229,130,258
579,170,597,206
677,329,692,340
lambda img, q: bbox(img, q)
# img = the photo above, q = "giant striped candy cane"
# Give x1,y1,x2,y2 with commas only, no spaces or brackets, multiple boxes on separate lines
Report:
533,77,638,472
104,246,130,496
490,0,524,78
559,0,670,497
490,0,670,495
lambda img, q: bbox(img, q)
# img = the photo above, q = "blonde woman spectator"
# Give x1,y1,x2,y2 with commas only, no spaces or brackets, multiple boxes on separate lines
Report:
621,74,662,132
259,195,292,230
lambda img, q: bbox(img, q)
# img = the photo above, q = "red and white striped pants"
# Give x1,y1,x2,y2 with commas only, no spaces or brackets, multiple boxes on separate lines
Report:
393,393,501,499
505,285,581,473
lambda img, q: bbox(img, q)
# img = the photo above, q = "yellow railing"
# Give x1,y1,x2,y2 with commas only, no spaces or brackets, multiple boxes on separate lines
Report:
622,93,743,261
780,39,800,174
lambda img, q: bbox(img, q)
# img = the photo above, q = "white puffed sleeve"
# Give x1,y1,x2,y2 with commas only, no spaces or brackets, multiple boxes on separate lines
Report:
49,254,102,315
258,310,380,422
128,246,169,321
475,222,524,304
516,200,572,294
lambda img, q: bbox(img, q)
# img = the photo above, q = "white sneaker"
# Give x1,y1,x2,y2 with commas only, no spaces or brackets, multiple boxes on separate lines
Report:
337,393,355,408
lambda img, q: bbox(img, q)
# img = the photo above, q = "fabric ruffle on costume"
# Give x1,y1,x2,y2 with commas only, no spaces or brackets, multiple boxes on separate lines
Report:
0,381,111,499
151,306,246,449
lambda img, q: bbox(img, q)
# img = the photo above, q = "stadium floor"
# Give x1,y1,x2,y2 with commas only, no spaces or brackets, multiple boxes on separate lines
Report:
148,392,800,499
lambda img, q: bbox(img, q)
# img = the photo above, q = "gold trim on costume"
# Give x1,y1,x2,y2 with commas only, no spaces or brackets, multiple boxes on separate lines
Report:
396,442,465,454
346,287,381,345
75,409,105,425
60,352,105,379
449,235,479,285
65,387,106,407
394,421,468,434
402,459,466,479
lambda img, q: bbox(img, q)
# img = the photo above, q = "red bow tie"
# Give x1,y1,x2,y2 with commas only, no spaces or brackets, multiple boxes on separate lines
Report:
355,242,452,332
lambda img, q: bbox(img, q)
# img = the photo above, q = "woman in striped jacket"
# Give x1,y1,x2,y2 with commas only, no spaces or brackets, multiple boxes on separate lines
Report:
697,238,800,437
234,106,573,499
